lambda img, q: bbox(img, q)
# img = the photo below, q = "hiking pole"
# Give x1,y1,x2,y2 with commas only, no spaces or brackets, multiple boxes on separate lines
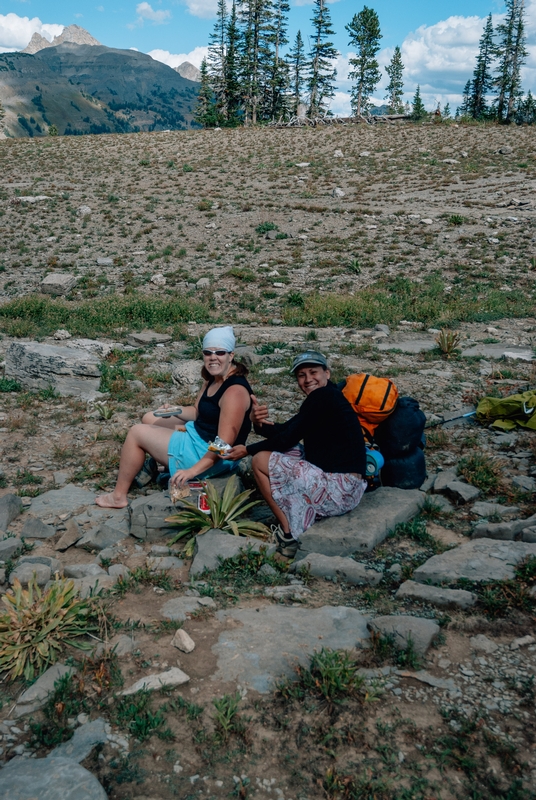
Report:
425,410,477,430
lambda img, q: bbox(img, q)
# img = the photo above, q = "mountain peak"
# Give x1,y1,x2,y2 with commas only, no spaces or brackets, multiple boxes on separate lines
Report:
175,62,201,83
22,25,100,54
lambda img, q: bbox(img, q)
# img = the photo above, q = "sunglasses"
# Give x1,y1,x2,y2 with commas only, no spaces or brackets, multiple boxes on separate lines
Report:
202,349,229,356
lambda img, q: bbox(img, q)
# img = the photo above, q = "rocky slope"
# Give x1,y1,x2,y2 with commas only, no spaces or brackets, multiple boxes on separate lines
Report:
21,24,101,55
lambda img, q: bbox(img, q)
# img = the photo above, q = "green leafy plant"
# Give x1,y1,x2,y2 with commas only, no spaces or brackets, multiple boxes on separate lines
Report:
213,691,245,742
448,214,465,226
458,452,501,494
0,578,97,681
279,648,365,705
113,689,174,742
165,476,270,556
0,378,21,392
255,221,278,234
435,329,461,358
95,402,114,420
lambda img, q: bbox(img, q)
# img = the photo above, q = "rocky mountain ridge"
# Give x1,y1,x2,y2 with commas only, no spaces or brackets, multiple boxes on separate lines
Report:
22,24,100,55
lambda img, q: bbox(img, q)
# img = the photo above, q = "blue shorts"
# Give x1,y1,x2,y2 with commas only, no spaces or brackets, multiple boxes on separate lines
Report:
167,421,239,479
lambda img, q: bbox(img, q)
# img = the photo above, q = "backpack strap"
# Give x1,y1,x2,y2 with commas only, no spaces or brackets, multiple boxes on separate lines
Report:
354,374,370,407
380,381,394,411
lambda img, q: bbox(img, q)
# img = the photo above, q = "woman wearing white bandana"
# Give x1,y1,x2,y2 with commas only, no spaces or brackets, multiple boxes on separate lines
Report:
95,326,253,508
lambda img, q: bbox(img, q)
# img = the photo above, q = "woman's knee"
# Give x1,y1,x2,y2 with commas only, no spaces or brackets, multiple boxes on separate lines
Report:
141,411,155,425
251,451,268,474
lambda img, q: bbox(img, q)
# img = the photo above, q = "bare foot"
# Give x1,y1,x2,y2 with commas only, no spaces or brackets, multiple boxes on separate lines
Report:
95,493,128,509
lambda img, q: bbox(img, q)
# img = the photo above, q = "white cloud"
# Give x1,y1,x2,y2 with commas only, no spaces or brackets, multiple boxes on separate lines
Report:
330,91,352,117
131,2,171,27
0,12,63,51
149,45,208,68
180,0,219,20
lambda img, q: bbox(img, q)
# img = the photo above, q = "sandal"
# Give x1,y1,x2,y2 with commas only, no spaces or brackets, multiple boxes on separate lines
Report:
132,457,159,489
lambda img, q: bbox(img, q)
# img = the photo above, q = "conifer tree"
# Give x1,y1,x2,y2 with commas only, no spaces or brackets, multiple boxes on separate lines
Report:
224,0,242,126
494,0,527,123
195,59,219,128
469,14,494,119
411,85,427,120
307,0,338,117
443,102,451,119
346,6,382,117
0,98,5,132
515,90,536,124
208,0,229,118
384,45,404,114
289,30,306,116
459,80,472,117
264,0,290,120
237,0,274,124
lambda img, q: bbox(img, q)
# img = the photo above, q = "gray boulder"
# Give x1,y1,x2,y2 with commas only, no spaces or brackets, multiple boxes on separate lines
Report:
445,481,480,504
5,341,103,400
522,526,536,543
472,501,519,518
171,359,203,392
64,563,107,579
0,756,108,799
190,529,270,576
9,562,51,586
76,522,127,551
19,555,61,572
40,273,77,296
71,575,116,598
413,538,536,584
0,493,23,530
0,536,22,560
21,517,56,539
368,615,439,656
49,718,108,763
160,596,206,621
396,580,476,610
432,469,458,494
147,555,184,571
297,487,426,557
293,553,383,585
126,330,172,346
512,475,536,492
129,493,177,541
55,520,84,550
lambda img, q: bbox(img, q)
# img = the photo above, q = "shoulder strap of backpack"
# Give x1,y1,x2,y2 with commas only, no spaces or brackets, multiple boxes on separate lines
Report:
354,374,370,406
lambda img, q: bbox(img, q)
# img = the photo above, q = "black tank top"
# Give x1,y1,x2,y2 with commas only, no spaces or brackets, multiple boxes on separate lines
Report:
194,375,253,445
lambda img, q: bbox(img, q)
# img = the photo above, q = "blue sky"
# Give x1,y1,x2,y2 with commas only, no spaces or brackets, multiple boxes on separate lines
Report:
1,0,535,113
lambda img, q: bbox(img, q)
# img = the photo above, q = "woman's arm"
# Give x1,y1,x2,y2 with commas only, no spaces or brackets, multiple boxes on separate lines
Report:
144,383,207,427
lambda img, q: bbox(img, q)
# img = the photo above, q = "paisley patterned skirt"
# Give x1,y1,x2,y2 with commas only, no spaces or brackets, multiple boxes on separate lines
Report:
268,446,367,539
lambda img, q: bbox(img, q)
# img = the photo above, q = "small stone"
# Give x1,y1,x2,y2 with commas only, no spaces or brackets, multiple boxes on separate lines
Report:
21,517,56,539
333,150,344,158
442,159,459,165
196,277,210,288
264,585,311,600
420,218,433,225
120,667,190,695
71,574,117,598
445,481,480,504
53,471,70,487
332,188,345,198
151,273,166,286
161,596,204,621
257,563,277,577
146,555,183,571
0,494,23,530
470,634,498,654
171,629,196,653
512,475,535,492
64,563,107,579
294,554,382,586
96,257,113,266
368,615,440,656
15,663,75,715
54,329,72,341
197,596,216,607
55,519,83,551
396,580,476,610
472,501,519,518
510,635,535,650
77,205,91,217
108,563,130,578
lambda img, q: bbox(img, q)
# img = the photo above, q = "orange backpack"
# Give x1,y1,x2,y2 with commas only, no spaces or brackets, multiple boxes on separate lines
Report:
342,373,399,443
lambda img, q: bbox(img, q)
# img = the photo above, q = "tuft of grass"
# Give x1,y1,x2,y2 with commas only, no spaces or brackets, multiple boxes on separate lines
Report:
255,221,278,234
29,672,87,748
0,292,210,339
0,578,98,681
0,378,21,392
435,329,461,358
213,692,246,742
113,689,174,742
390,516,444,553
369,631,422,670
278,648,365,705
458,452,501,494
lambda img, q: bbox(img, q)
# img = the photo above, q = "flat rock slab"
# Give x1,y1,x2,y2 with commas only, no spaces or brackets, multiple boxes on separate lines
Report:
0,536,22,560
0,756,108,799
472,502,520,518
413,538,536,584
14,663,75,717
72,575,116,598
461,344,533,361
396,580,476,610
368,615,439,656
377,339,437,354
472,512,536,541
190,529,270,576
160,596,206,621
76,522,128,551
0,493,23,530
293,553,383,585
212,605,370,693
121,667,190,695
5,341,103,400
49,718,108,763
29,485,97,519
297,488,426,557
126,330,172,346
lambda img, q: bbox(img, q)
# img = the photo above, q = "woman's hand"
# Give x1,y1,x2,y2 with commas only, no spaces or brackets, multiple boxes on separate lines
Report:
170,468,195,487
250,394,273,426
221,445,248,461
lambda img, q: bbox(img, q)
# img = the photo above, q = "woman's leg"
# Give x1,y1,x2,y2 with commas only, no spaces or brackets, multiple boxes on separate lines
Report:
96,424,174,508
251,451,290,534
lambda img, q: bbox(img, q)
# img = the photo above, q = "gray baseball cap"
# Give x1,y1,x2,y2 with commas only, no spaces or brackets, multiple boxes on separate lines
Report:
290,350,328,374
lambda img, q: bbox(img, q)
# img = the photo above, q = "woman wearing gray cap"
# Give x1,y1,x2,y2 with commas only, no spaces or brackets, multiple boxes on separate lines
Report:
95,326,252,508
224,351,367,558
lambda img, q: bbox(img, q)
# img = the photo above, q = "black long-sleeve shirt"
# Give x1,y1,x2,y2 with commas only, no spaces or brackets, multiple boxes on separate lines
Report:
246,381,366,475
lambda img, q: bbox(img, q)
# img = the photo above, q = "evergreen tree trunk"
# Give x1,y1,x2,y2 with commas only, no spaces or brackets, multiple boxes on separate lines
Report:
469,14,494,119
384,45,404,114
307,0,337,117
289,30,306,116
208,0,229,120
495,0,527,123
